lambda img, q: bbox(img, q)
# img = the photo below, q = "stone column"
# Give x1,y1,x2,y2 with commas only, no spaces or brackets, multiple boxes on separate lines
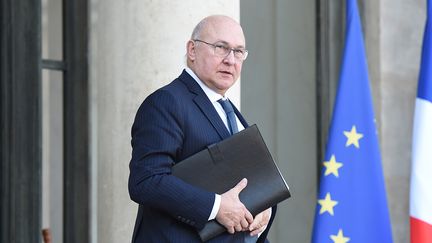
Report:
377,0,425,241
241,0,317,242
89,1,239,242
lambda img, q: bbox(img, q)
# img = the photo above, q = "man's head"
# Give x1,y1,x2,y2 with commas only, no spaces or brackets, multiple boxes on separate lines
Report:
186,15,247,96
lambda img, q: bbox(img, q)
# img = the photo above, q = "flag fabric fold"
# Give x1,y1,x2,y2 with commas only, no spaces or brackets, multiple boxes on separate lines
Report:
410,0,432,242
312,0,393,242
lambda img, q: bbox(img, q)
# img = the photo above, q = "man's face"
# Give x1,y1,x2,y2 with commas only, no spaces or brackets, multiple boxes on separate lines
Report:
188,17,246,95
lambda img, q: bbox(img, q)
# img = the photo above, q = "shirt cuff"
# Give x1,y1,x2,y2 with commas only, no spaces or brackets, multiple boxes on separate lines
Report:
208,194,221,220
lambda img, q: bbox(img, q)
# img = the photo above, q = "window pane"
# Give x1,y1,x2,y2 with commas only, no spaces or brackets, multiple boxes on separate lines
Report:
42,69,64,243
42,0,63,60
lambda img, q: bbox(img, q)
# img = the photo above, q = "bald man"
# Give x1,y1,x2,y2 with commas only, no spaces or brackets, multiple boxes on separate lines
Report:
129,15,276,243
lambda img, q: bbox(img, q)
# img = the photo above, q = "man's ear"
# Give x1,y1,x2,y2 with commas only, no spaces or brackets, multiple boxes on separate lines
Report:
186,40,196,61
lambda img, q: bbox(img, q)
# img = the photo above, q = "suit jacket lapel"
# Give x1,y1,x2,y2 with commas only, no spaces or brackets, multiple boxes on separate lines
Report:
179,70,231,140
232,102,249,128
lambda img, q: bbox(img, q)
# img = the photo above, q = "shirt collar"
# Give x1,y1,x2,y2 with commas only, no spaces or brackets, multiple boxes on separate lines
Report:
185,67,226,103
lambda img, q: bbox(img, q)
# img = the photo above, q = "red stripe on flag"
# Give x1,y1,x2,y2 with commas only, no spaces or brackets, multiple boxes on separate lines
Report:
411,217,432,243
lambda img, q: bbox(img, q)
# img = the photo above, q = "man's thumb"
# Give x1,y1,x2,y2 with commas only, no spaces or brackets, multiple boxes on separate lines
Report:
233,178,248,193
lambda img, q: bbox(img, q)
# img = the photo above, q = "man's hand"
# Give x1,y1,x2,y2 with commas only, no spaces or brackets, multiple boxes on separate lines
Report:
249,208,271,236
216,178,253,234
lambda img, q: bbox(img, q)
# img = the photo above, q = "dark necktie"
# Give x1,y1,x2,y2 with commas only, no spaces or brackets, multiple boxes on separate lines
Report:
218,99,239,134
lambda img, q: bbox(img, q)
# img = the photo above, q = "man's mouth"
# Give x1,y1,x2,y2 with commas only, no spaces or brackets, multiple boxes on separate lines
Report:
219,70,233,76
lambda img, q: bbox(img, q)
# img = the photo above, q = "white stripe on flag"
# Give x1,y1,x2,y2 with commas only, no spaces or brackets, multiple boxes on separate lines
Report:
410,98,432,225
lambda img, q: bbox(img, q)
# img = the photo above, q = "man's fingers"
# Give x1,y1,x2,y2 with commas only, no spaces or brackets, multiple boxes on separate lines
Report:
249,221,263,232
227,226,235,234
249,208,271,231
234,224,243,232
233,178,247,194
249,220,259,230
244,208,253,223
217,179,254,234
240,218,249,229
250,225,266,236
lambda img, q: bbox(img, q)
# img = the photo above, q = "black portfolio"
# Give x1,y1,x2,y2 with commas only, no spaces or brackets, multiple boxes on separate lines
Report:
172,125,291,241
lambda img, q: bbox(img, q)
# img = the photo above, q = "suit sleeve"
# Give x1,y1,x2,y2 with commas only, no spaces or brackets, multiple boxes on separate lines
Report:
128,90,214,230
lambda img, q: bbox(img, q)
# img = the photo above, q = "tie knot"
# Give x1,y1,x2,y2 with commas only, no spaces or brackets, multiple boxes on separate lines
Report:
218,99,234,114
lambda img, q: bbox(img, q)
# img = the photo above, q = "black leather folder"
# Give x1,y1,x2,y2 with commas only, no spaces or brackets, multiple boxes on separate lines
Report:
172,124,291,241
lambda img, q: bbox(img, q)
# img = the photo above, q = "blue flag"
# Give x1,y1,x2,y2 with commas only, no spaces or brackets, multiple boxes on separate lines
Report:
312,0,393,242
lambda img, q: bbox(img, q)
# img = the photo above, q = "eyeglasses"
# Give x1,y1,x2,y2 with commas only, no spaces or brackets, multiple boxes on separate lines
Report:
193,39,248,61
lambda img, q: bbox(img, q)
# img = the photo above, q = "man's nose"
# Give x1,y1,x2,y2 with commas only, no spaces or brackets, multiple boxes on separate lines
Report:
223,50,236,65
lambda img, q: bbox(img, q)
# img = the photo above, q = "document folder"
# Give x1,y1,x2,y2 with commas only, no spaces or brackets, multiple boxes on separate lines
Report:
172,124,291,241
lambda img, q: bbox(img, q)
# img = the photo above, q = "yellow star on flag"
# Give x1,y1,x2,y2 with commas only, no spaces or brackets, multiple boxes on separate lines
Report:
318,193,338,216
343,125,363,148
330,229,350,243
323,154,343,177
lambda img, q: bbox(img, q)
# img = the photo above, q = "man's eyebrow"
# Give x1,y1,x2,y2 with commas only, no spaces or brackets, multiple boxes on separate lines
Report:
214,40,245,49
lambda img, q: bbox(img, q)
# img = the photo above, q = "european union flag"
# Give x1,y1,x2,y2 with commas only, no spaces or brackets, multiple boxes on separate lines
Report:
312,0,393,242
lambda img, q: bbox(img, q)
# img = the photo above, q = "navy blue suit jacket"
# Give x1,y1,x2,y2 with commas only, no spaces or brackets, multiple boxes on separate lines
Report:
129,70,276,242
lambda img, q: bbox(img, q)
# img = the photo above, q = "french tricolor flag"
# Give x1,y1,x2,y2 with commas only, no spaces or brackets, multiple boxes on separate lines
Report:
410,0,432,242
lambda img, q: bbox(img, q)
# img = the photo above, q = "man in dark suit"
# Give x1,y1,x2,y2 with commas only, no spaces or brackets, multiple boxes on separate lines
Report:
128,15,275,242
